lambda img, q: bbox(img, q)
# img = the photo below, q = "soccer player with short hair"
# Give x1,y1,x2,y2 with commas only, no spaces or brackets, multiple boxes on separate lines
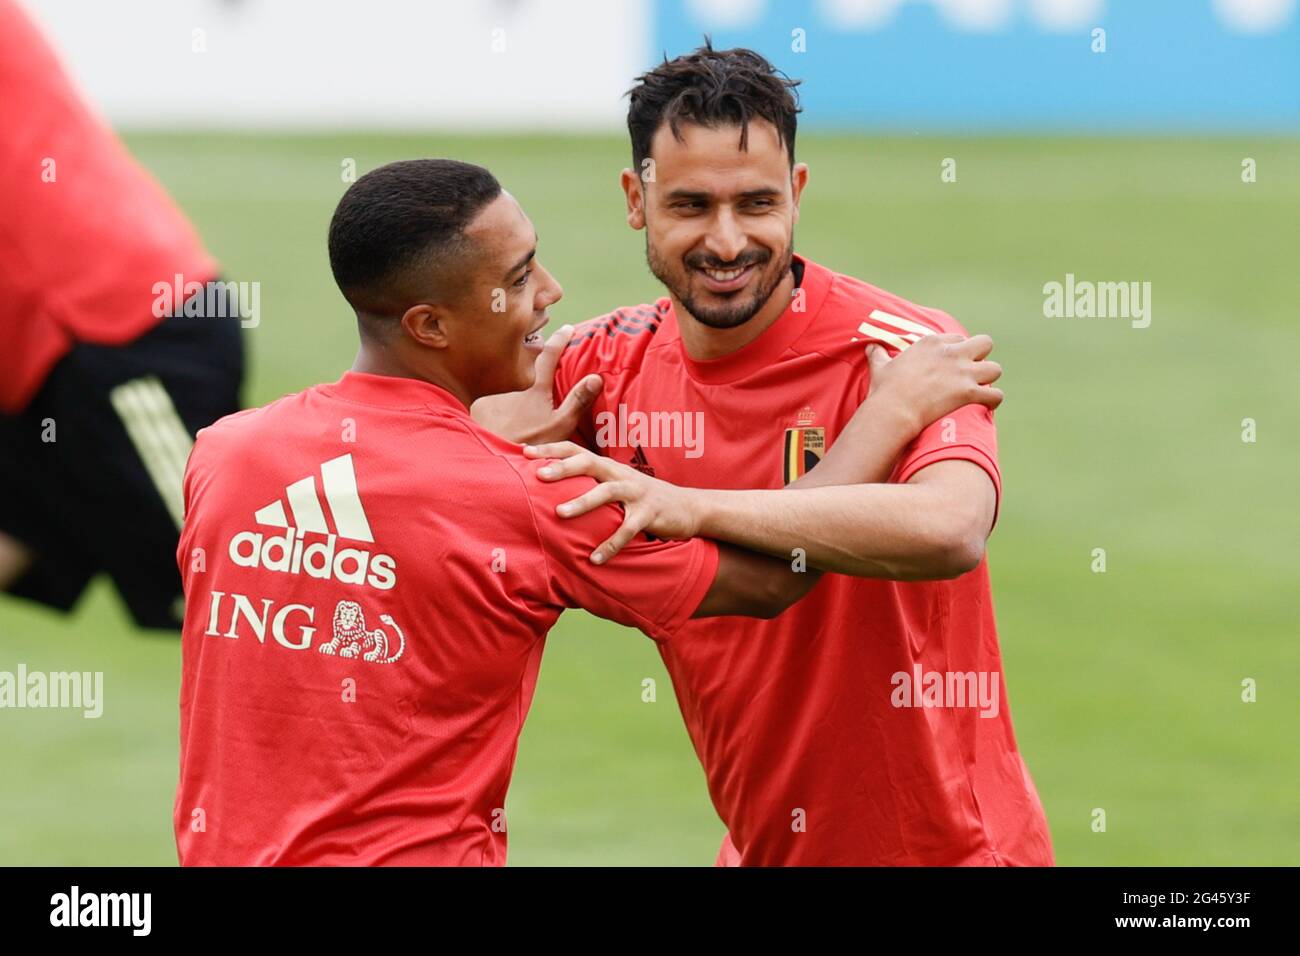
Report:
174,158,993,865
0,0,244,629
475,43,1054,866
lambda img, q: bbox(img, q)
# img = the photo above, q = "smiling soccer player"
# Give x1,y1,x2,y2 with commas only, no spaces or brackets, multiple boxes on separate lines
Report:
475,43,1052,866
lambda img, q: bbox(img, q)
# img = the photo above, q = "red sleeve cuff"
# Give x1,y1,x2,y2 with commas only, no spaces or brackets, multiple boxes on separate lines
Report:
651,538,720,642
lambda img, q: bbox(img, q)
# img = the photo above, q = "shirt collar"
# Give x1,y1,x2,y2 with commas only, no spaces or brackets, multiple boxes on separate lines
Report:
320,371,468,414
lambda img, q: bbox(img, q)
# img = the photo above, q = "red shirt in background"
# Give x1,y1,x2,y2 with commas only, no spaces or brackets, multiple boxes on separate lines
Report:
0,0,216,413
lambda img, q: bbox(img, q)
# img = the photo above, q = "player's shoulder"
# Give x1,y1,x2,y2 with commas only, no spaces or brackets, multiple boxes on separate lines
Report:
809,259,969,344
456,418,594,532
559,298,674,377
190,387,316,463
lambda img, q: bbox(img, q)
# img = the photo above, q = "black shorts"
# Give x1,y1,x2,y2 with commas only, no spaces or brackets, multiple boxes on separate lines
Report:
0,305,244,630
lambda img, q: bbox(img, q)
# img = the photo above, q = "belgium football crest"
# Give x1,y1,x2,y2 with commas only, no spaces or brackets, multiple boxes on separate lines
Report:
783,408,825,484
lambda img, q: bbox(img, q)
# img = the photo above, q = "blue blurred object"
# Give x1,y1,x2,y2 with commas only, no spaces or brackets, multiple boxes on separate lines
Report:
654,0,1300,131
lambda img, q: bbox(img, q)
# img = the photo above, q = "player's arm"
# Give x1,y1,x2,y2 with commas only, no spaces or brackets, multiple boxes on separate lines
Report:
790,334,999,489
538,451,996,581
530,467,817,635
688,460,996,580
470,325,603,445
686,333,1004,576
0,531,33,590
692,544,821,619
525,334,1003,578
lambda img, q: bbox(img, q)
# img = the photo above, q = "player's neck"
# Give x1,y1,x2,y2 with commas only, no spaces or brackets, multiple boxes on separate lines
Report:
351,341,473,409
673,267,795,362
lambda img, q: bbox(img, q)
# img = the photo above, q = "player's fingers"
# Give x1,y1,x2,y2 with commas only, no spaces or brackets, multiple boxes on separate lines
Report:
592,512,645,564
926,333,965,357
969,385,1005,411
973,360,1002,385
552,373,603,430
923,332,965,352
537,452,618,482
956,333,994,361
529,324,574,389
523,440,587,460
556,481,622,518
865,343,891,375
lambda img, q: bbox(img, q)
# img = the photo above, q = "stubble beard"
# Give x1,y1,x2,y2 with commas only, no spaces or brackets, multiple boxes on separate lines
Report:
646,235,794,330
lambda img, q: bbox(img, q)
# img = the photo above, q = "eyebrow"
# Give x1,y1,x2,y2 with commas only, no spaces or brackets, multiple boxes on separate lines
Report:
664,187,782,202
504,235,538,282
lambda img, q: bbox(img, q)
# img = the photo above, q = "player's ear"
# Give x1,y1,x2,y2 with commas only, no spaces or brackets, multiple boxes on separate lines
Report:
621,168,646,230
790,162,809,225
400,303,451,350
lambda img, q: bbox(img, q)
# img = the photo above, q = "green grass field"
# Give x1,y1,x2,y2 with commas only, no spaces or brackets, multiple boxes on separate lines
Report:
2,133,1297,865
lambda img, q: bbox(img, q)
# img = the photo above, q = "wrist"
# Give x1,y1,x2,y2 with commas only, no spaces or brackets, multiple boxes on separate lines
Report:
687,487,721,539
866,390,924,444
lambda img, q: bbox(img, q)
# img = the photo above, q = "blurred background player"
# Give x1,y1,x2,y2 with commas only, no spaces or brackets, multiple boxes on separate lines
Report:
0,0,244,630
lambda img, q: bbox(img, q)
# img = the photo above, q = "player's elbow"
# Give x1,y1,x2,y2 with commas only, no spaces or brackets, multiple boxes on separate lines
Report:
754,569,819,618
750,585,794,619
938,531,986,578
942,499,991,575
912,511,988,579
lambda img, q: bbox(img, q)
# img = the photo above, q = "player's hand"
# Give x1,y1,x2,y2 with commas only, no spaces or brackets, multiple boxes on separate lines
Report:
470,325,603,445
523,441,702,564
864,332,1003,435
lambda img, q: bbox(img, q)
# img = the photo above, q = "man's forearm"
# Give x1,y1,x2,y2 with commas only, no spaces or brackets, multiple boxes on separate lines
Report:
693,544,822,619
790,393,919,489
692,390,918,614
708,390,954,579
691,478,983,580
707,391,989,579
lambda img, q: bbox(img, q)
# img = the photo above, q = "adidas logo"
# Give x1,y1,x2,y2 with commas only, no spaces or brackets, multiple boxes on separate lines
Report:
857,309,936,352
227,454,397,591
629,444,656,477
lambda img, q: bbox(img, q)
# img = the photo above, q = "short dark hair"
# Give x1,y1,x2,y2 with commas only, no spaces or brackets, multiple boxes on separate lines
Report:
627,39,801,170
328,158,501,320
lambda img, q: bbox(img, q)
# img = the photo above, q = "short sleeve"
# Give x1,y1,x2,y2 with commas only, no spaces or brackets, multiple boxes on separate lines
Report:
865,305,1003,524
893,402,1002,525
518,459,719,642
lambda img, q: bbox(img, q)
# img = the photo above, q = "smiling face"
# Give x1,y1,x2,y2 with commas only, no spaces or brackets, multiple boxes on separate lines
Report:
437,192,562,397
627,120,807,329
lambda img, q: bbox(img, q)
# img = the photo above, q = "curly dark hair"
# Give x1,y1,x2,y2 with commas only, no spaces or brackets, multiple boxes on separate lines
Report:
627,38,802,170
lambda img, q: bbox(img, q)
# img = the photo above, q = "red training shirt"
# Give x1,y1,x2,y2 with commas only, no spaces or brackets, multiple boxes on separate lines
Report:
0,0,217,413
555,255,1054,866
174,371,717,865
